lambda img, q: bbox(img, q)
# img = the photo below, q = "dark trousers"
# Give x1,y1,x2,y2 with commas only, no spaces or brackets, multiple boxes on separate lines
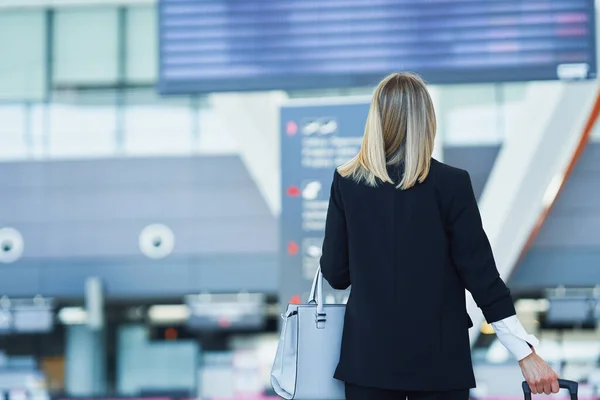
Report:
345,383,470,400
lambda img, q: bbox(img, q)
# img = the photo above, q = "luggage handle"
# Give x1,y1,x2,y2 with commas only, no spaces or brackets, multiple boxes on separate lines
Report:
307,268,326,329
522,379,578,399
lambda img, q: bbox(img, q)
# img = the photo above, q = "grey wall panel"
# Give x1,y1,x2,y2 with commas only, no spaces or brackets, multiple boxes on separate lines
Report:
510,143,600,291
528,143,600,249
534,215,600,247
0,267,41,296
443,145,501,199
1,186,271,224
0,155,277,298
10,216,275,258
172,218,276,254
0,254,278,298
511,248,600,291
550,173,600,216
0,155,276,259
39,261,195,297
1,156,251,189
191,254,278,293
568,144,600,173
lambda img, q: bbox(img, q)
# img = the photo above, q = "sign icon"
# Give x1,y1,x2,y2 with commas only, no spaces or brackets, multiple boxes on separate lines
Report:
301,181,322,200
286,185,301,197
301,118,338,136
302,119,320,136
286,121,298,136
319,119,338,135
303,239,322,259
302,238,323,280
287,241,299,255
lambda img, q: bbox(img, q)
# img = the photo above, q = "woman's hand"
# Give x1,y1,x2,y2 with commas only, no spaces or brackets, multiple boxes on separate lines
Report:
519,348,560,395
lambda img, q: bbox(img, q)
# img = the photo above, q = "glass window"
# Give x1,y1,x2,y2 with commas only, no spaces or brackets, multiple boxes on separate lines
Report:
29,104,49,158
54,8,119,85
126,6,158,83
123,88,193,155
195,107,240,155
500,83,528,142
0,104,28,160
438,84,502,146
48,90,117,158
0,11,46,101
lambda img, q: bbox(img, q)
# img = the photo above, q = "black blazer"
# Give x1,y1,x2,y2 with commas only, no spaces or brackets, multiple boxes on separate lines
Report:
320,159,516,391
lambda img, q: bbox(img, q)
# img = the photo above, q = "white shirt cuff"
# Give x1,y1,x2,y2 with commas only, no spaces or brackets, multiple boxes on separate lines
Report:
491,315,540,361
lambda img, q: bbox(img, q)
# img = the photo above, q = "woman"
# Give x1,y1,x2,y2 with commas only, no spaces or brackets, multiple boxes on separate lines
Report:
320,72,560,400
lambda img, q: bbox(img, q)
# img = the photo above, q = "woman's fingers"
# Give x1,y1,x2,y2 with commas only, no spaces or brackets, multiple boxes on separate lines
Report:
543,378,552,395
536,380,544,394
528,381,537,394
551,375,560,393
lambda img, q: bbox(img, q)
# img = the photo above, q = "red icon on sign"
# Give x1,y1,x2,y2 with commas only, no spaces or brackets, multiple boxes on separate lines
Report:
286,185,301,197
287,241,299,255
286,121,298,136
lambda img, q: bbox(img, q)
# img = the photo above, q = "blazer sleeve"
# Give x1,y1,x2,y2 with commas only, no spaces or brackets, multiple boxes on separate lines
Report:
448,170,516,323
320,170,351,290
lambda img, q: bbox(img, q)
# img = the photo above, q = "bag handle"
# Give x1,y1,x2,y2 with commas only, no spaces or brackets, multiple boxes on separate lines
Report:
522,380,578,400
307,268,326,329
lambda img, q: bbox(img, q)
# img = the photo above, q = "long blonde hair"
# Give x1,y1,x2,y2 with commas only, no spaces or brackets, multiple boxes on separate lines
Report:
338,72,436,190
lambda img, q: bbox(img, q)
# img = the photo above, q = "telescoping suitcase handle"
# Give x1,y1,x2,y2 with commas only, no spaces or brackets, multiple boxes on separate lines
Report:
522,379,578,399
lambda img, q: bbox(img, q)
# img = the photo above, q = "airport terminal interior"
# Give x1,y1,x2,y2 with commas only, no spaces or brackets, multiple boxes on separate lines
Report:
1,0,600,398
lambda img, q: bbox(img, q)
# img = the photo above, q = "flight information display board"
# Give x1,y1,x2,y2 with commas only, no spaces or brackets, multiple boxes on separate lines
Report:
279,100,369,307
159,0,597,93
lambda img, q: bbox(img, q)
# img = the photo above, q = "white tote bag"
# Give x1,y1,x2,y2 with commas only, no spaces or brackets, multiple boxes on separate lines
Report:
270,268,346,400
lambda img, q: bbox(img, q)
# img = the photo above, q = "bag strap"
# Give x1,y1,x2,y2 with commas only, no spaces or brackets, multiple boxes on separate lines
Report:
308,268,319,304
308,268,326,329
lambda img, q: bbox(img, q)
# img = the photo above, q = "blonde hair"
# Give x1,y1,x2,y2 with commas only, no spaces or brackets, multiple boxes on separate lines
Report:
338,72,436,190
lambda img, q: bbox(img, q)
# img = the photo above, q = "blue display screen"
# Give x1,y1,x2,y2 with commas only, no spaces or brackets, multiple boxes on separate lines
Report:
159,0,597,93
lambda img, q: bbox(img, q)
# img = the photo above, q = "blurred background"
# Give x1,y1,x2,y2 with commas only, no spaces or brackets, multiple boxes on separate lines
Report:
0,0,600,398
